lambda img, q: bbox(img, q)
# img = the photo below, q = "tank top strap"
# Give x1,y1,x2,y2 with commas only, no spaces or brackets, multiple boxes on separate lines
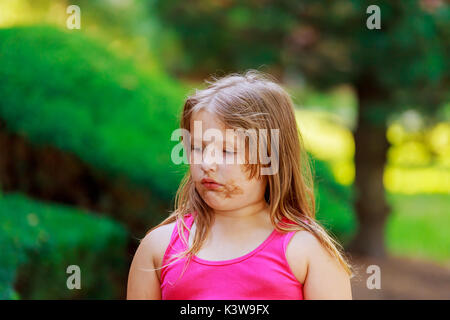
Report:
182,212,196,247
160,213,196,283
185,212,196,227
170,212,195,251
282,230,298,253
162,213,195,262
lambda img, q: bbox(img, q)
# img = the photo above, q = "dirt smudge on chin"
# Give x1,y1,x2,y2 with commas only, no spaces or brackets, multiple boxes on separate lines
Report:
220,179,244,199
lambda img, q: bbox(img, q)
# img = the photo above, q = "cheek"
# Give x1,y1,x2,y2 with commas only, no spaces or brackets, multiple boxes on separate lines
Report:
238,166,267,197
190,164,202,180
220,179,245,199
209,164,245,198
219,165,263,200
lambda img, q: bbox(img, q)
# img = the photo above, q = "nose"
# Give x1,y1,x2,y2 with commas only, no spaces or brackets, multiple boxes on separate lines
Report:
201,143,219,172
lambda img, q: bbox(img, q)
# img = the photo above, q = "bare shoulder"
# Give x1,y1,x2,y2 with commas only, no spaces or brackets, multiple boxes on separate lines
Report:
141,221,176,268
290,229,329,256
286,230,352,299
127,221,176,299
287,229,345,269
285,229,318,285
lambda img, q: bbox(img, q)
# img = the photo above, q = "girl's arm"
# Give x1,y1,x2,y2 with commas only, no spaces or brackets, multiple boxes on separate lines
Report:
127,232,162,300
290,231,353,300
303,232,352,299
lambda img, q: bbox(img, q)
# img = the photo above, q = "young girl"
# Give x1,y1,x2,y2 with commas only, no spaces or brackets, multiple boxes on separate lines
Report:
127,70,353,300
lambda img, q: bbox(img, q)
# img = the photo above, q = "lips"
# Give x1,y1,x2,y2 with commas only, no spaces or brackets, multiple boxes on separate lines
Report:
201,178,223,190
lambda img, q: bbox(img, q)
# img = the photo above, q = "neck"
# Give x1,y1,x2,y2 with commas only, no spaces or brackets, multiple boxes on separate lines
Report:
211,199,271,230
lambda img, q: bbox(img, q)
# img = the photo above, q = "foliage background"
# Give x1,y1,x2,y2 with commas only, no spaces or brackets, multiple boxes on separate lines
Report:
0,0,448,299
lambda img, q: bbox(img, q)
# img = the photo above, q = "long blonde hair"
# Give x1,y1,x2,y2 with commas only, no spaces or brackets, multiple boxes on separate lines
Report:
146,70,353,279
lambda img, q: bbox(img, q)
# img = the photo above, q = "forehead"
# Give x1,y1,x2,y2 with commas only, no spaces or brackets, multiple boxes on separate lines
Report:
190,110,225,131
189,110,239,144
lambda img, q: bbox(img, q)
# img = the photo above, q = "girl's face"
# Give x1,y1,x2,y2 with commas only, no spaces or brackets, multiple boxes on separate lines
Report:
189,110,267,211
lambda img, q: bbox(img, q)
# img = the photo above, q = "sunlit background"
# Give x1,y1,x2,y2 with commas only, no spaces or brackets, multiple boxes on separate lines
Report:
0,0,449,299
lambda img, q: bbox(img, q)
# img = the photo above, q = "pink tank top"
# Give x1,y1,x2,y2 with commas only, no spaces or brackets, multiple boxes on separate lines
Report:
160,213,304,300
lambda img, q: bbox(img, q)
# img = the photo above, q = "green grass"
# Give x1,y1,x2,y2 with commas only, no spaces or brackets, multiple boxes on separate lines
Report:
386,193,450,265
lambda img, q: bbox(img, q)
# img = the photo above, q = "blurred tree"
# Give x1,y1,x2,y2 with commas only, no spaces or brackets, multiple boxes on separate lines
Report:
153,0,450,257
0,26,185,238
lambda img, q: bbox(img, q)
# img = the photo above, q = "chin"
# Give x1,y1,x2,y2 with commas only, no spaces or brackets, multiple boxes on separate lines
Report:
200,193,229,210
201,195,225,209
204,198,244,212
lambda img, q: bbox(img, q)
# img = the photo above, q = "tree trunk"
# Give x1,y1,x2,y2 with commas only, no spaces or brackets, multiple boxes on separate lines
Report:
348,81,391,258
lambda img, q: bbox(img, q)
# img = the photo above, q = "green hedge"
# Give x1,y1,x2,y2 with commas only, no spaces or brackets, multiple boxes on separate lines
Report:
0,192,128,299
313,157,356,245
0,25,186,202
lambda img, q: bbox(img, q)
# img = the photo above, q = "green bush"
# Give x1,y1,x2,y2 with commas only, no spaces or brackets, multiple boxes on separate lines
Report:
0,25,186,202
0,192,128,299
313,157,356,245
